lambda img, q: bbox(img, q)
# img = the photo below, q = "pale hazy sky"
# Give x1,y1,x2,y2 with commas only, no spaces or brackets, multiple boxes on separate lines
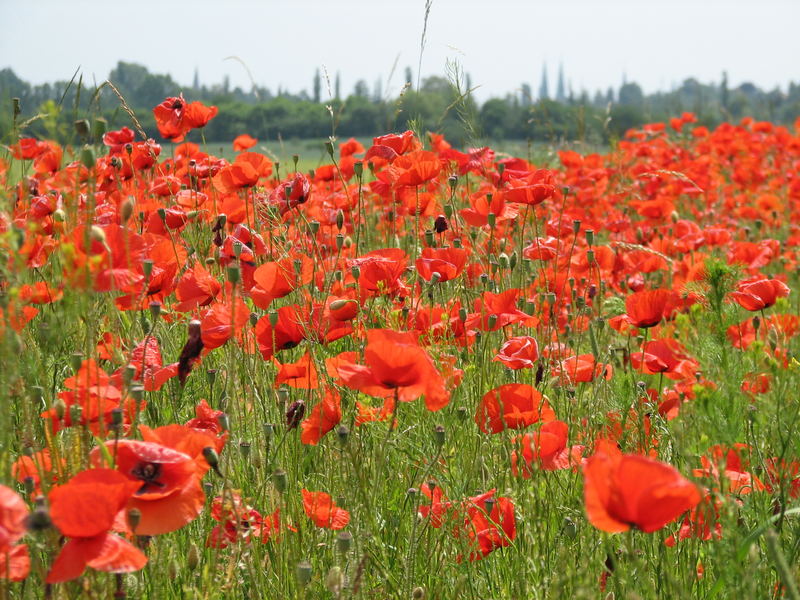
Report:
1,0,798,101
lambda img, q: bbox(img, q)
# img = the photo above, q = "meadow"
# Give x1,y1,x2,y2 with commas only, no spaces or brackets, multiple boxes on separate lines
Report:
0,97,799,599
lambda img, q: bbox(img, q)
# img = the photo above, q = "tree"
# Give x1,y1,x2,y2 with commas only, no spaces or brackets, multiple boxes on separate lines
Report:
538,64,549,100
313,69,321,103
521,83,532,106
618,82,644,107
556,63,566,103
405,67,413,88
353,80,369,98
335,72,341,100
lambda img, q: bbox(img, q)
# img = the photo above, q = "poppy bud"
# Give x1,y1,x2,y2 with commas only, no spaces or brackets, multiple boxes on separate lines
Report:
273,469,287,493
429,272,441,285
23,477,35,495
53,398,66,421
412,587,426,599
351,265,361,280
52,208,66,223
226,265,240,285
277,386,289,404
26,505,51,532
239,441,251,459
286,400,305,430
752,316,760,333
111,407,124,428
407,487,418,500
80,145,95,169
268,310,279,327
309,220,320,235
448,175,458,190
433,215,449,234
249,311,259,327
453,237,462,248
187,543,200,572
127,508,141,533
562,517,577,539
354,161,363,177
202,447,222,475
120,197,135,224
484,497,496,513
325,566,344,595
343,235,353,248
336,531,352,554
424,229,435,247
70,352,83,373
12,98,20,117
336,209,344,230
74,119,90,138
444,204,454,218
337,424,350,445
433,425,445,447
130,385,145,402
458,307,468,322
509,252,518,270
93,117,107,138
572,219,581,234
263,423,275,440
296,561,312,587
480,273,489,286
488,314,498,329
499,253,509,269
217,413,230,432
487,212,496,229
149,301,161,320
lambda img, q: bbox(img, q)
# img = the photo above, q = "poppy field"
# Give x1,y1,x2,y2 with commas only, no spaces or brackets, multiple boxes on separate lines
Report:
1,98,800,599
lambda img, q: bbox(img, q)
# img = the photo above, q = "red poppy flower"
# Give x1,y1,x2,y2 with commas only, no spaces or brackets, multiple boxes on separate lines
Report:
213,152,273,193
90,427,217,535
233,134,258,152
254,304,308,360
47,469,146,583
388,150,442,186
512,420,583,475
624,289,680,328
174,262,222,312
630,339,698,380
300,388,342,445
730,277,790,311
494,336,539,369
554,353,613,384
250,256,314,309
153,95,217,142
504,170,556,206
475,383,555,434
301,490,349,529
692,444,766,495
200,297,250,350
415,247,468,283
466,289,535,332
207,493,280,548
275,351,319,389
336,328,450,411
0,484,29,555
185,399,228,439
460,490,516,561
418,482,452,528
583,444,700,533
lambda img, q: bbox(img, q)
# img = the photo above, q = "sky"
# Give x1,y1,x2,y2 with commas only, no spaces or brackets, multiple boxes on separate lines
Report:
1,0,798,102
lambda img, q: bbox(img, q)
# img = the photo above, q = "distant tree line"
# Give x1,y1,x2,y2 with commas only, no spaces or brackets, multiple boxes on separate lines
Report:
1,61,799,150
